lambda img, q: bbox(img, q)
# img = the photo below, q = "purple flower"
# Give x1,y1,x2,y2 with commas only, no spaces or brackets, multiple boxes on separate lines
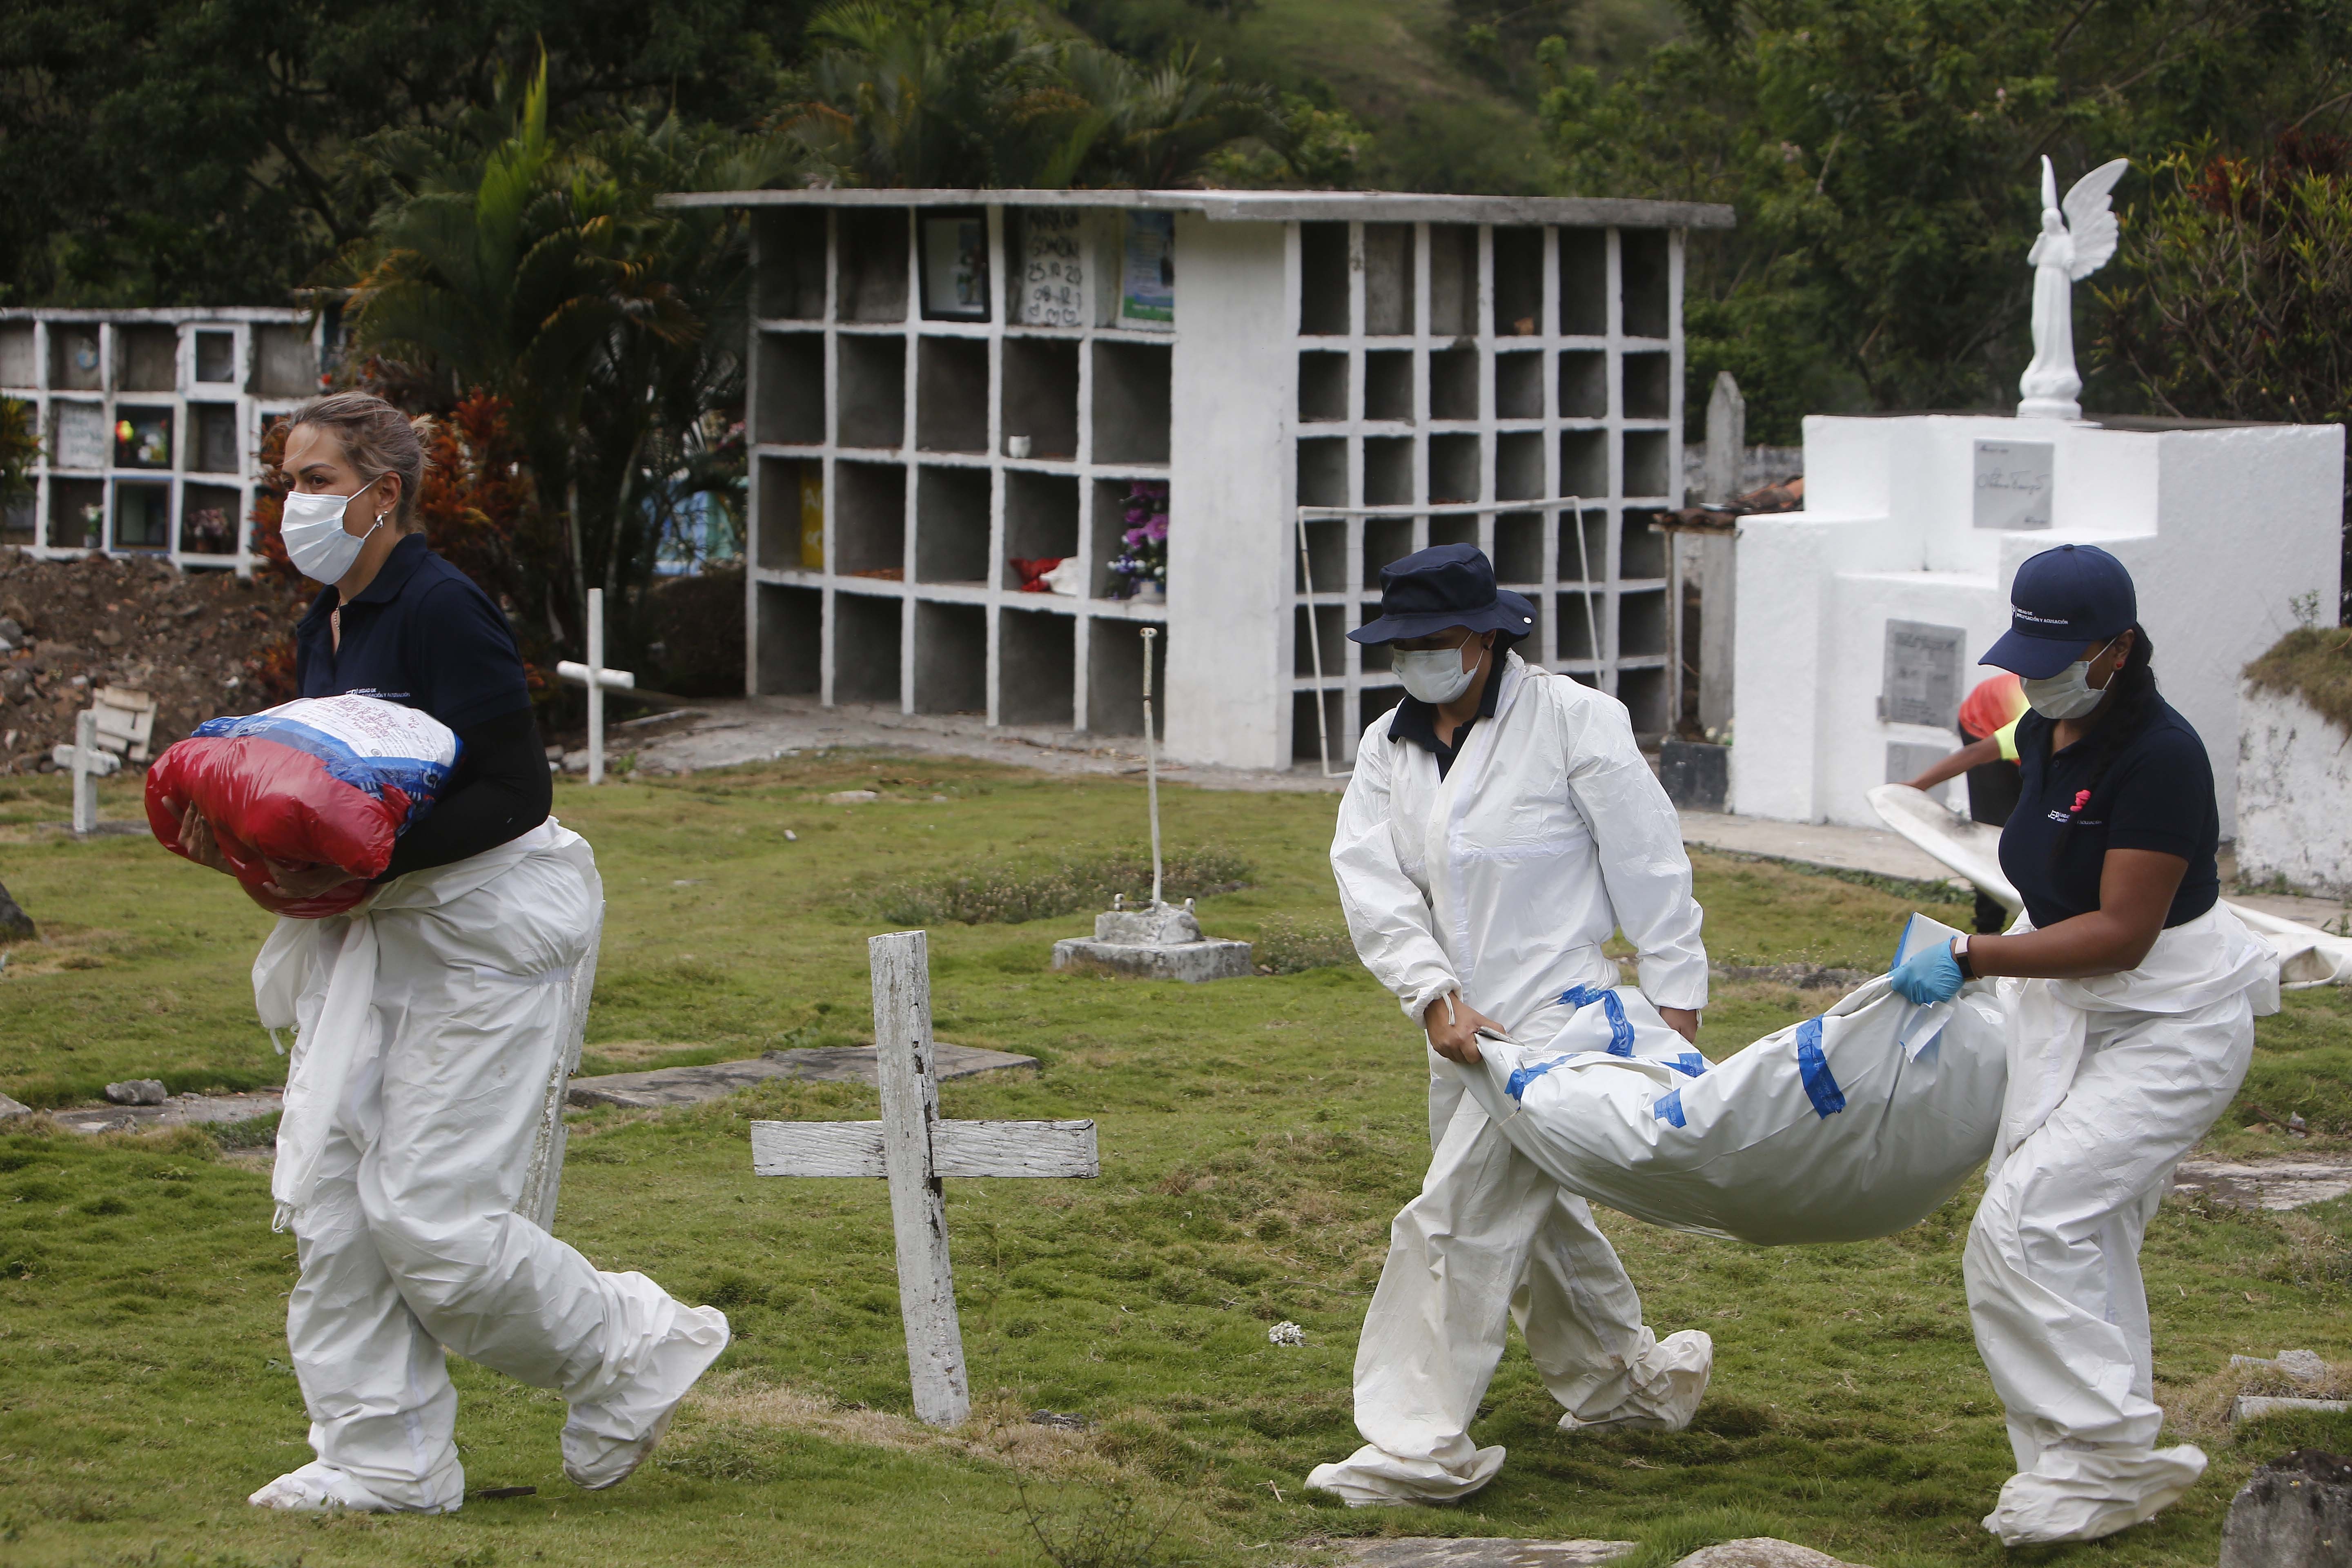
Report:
1123,527,1147,547
1144,517,1168,543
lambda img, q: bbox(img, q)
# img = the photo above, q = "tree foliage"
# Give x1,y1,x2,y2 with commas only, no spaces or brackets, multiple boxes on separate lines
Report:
1538,0,2352,439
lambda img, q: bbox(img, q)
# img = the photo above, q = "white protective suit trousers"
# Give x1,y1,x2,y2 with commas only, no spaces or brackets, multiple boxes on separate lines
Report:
267,824,716,1511
1965,908,2270,1546
1306,1052,1711,1506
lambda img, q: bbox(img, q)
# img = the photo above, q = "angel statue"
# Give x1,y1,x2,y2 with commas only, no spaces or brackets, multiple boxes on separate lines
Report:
2018,156,2128,419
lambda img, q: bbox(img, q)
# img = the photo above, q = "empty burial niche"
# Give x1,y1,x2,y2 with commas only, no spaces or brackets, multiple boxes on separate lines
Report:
1494,512,1544,584
1559,350,1608,418
1494,229,1545,337
1496,352,1544,420
1559,429,1610,498
1364,350,1413,421
1430,348,1479,421
1496,432,1544,501
1295,518,1345,593
1621,230,1670,339
1623,352,1672,421
1364,437,1414,507
119,325,178,392
0,323,34,387
915,466,990,583
1360,684,1405,734
194,330,235,384
1619,588,1668,656
1624,430,1675,499
756,332,825,446
833,590,904,704
999,608,1076,726
1004,470,1078,587
1620,509,1667,579
1618,665,1669,734
1298,351,1349,423
1358,604,1394,671
1428,434,1479,504
1559,510,1609,581
757,583,823,694
192,404,240,474
917,337,989,453
1294,603,1348,676
755,209,829,321
1091,341,1172,465
1557,590,1601,660
914,601,987,714
837,335,906,449
1002,337,1078,459
1297,437,1348,509
755,457,807,570
1363,224,1415,336
1293,689,1348,762
1363,515,1416,588
1428,225,1478,339
839,210,910,323
832,461,906,576
253,325,314,397
1299,222,1351,336
1087,620,1155,734
1429,512,1480,550
1559,230,1608,336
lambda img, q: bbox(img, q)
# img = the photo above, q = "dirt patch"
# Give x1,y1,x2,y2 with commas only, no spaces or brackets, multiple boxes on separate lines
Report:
0,549,307,775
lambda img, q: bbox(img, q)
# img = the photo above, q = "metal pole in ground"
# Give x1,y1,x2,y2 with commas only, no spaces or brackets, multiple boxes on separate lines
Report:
586,587,605,787
71,710,98,835
1140,627,1163,909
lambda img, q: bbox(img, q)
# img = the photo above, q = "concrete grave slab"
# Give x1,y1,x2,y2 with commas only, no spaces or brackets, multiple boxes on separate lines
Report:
2172,1160,2352,1212
51,1090,282,1136
1668,1543,1872,1568
2220,1449,2352,1568
1341,1541,1635,1567
566,1042,1036,1110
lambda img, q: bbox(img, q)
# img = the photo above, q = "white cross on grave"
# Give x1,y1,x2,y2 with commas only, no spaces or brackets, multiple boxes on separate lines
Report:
556,586,634,786
749,930,1099,1427
56,708,120,835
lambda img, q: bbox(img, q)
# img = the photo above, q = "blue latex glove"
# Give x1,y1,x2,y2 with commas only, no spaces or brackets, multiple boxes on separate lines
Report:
1889,939,1964,1004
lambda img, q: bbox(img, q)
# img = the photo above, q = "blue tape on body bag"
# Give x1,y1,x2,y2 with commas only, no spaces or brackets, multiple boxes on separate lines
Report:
1506,1056,1573,1102
1558,984,1637,1056
1652,1088,1686,1127
1795,1016,1845,1118
1670,1052,1708,1078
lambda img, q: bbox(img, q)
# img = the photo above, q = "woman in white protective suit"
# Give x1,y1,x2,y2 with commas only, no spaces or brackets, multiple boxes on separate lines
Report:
1305,544,1715,1506
168,393,729,1513
1887,544,2276,1546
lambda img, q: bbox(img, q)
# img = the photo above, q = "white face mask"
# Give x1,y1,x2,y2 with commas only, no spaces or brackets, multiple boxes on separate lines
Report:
280,480,384,583
2021,638,2116,720
1394,642,1479,705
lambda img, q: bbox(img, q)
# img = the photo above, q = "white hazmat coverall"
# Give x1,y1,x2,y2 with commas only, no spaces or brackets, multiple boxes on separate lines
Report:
1967,902,2277,1545
1309,654,1713,1506
247,820,728,1512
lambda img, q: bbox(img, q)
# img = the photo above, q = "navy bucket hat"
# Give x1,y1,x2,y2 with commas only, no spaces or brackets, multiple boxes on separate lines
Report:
1350,544,1538,645
1980,543,2138,679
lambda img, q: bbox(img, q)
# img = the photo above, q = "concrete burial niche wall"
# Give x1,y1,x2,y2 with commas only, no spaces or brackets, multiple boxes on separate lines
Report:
1731,413,2344,833
2237,684,2352,896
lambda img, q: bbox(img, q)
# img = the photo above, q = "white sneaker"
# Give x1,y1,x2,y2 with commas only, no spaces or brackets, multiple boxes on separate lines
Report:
561,1304,731,1490
249,1460,416,1513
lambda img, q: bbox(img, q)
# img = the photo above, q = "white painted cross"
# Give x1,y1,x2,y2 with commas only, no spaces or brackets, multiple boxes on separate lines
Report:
555,587,633,786
749,930,1099,1426
60,709,112,834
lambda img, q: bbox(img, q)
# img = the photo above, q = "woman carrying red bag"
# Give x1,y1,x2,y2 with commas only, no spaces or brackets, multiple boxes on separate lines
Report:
170,392,727,1514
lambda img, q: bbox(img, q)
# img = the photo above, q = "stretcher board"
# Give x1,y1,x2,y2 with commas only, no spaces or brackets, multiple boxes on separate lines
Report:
1867,783,2352,989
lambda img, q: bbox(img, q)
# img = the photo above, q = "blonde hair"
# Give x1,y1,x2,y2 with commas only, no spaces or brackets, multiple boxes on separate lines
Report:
289,391,431,534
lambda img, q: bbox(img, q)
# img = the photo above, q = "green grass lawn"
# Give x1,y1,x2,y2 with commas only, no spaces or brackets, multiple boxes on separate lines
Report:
0,757,2347,1567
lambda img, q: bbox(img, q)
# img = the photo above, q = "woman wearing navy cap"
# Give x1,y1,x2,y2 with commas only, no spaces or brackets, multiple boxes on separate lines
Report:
1306,544,1714,1506
1888,543,2278,1545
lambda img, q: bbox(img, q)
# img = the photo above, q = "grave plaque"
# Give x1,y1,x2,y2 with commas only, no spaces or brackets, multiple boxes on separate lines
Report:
1886,742,1957,810
1882,620,1965,729
1973,439,2054,530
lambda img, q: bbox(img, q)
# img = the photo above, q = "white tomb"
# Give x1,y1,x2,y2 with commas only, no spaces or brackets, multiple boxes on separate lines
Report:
1732,412,2343,833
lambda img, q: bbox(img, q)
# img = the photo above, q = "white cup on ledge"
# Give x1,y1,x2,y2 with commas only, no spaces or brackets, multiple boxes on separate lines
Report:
1006,435,1032,459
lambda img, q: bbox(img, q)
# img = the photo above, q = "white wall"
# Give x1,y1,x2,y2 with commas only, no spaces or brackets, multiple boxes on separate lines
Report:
1731,414,2344,833
2238,684,2352,896
1165,216,1293,770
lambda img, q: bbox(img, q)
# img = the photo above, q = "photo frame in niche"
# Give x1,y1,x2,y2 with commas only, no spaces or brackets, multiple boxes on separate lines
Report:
918,209,991,322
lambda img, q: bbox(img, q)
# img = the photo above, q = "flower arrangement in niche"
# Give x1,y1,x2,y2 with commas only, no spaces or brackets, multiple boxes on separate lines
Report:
1109,480,1168,599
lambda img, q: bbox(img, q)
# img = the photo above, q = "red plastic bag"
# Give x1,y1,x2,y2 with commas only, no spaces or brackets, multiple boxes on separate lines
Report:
147,695,462,918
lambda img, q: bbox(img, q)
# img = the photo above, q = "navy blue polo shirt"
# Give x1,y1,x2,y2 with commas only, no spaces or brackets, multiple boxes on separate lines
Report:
1997,695,2220,931
294,533,530,731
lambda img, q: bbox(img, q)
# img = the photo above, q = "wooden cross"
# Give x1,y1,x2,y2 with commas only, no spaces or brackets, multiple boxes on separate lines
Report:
750,930,1098,1427
555,586,633,786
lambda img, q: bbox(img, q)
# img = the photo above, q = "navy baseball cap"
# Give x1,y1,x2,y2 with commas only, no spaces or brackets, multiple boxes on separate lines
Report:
1349,544,1537,645
1981,544,2138,678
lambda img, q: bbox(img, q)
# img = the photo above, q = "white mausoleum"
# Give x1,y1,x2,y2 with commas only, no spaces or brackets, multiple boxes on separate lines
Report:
1732,413,2345,834
665,188,1732,770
